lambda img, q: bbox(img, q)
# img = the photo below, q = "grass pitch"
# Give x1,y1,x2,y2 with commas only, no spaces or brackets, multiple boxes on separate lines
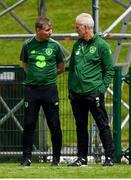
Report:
0,162,130,178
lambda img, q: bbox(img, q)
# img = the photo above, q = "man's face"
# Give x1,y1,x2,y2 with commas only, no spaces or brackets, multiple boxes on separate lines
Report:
76,23,87,38
76,21,91,40
36,24,52,41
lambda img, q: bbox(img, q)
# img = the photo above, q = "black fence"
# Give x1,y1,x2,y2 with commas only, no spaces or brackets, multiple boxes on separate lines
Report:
0,65,113,163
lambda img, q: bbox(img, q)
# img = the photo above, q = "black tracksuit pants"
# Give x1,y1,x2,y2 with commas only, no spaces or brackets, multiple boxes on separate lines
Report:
69,90,114,159
22,84,62,160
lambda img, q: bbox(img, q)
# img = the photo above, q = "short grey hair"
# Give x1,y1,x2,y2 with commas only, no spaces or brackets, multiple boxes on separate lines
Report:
76,13,94,30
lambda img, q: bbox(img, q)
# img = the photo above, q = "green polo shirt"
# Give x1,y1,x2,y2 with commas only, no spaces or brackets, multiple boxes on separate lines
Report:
68,33,114,94
20,37,63,86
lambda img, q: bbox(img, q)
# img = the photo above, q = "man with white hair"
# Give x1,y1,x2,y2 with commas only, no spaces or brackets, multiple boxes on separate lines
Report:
68,13,114,166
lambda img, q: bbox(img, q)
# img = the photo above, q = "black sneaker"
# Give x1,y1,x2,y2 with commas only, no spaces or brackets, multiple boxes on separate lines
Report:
20,158,31,166
68,157,87,167
102,157,114,166
51,157,60,167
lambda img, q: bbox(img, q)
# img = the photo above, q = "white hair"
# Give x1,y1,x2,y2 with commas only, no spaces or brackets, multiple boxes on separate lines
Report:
76,13,94,30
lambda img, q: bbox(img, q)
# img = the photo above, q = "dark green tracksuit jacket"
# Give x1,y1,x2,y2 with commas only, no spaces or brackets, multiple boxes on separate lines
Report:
68,33,114,95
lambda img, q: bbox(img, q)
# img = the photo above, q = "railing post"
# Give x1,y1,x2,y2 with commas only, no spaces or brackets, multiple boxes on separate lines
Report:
129,67,131,164
38,0,46,17
113,65,122,162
